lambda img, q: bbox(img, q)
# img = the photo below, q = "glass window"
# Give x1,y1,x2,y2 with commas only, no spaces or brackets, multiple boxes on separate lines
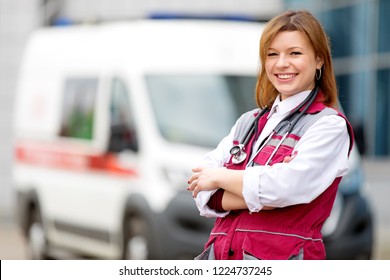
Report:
145,74,257,148
108,78,138,152
378,0,390,53
321,4,371,58
59,78,97,140
375,69,390,155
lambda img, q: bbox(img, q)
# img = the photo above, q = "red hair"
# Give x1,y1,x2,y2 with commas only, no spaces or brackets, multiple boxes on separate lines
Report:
255,10,337,108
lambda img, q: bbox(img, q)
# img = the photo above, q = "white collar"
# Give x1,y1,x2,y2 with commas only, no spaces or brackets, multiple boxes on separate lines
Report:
268,90,312,118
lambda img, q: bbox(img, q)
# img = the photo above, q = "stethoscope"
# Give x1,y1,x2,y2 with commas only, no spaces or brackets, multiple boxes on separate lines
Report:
230,86,320,165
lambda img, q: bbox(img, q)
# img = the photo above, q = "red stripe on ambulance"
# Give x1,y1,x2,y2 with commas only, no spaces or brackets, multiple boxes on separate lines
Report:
15,143,137,176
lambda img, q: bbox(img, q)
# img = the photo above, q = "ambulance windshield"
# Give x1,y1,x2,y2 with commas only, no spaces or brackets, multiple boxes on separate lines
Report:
146,74,257,148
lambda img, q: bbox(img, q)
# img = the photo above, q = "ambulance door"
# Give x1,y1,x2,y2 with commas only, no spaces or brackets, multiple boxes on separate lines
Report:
44,76,140,258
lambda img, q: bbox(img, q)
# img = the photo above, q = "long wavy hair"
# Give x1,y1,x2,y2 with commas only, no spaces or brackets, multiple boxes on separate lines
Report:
255,10,338,108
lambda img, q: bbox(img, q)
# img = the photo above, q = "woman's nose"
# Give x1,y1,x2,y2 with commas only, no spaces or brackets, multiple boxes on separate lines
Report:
276,54,289,68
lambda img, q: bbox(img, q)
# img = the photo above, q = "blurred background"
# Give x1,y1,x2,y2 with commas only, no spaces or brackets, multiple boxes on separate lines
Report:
0,0,389,259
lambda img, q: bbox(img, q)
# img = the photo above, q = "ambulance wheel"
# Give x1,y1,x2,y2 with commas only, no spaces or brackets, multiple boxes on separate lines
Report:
123,215,151,260
26,206,49,259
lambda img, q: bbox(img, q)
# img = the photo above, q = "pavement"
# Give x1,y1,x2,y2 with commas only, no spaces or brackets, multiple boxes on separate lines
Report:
361,158,390,260
0,220,27,260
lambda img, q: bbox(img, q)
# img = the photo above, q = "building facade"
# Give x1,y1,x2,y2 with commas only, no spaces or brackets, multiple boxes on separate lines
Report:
286,0,390,157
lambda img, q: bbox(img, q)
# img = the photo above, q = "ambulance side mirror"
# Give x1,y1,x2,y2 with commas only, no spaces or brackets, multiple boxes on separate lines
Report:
108,124,138,153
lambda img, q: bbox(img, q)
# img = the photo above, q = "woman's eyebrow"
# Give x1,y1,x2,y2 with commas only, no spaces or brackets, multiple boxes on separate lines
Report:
268,46,305,51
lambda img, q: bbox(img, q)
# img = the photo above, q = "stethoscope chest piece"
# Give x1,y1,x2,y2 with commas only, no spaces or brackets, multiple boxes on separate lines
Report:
230,144,247,164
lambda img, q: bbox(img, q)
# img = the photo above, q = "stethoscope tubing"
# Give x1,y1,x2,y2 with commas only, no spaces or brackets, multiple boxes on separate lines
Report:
231,86,320,166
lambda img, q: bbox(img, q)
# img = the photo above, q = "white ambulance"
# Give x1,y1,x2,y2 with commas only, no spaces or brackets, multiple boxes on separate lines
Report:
13,19,373,260
12,19,263,259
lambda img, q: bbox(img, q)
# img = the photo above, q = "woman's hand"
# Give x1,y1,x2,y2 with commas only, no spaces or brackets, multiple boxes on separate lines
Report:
187,167,224,198
188,166,276,211
188,167,244,198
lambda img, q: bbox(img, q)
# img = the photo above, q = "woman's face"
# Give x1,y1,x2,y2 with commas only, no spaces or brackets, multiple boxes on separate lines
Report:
265,31,323,100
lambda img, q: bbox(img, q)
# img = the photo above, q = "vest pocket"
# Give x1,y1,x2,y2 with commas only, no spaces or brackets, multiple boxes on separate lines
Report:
253,145,294,166
243,247,304,260
241,231,305,260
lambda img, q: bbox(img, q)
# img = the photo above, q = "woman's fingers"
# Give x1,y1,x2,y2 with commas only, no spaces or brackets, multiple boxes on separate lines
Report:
191,166,204,173
187,178,198,191
188,166,222,197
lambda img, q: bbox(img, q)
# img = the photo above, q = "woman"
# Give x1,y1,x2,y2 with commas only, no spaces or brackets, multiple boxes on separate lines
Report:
187,10,354,260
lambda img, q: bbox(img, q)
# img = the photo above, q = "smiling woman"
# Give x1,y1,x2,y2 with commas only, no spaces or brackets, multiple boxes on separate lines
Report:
188,9,354,260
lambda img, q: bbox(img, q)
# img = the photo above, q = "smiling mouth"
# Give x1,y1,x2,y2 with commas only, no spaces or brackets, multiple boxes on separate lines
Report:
277,74,296,79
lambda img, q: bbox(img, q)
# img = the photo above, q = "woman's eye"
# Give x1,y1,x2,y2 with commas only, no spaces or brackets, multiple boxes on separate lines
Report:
267,52,277,57
291,51,302,55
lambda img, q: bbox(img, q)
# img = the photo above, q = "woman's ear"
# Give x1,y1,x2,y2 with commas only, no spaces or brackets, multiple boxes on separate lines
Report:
316,57,324,69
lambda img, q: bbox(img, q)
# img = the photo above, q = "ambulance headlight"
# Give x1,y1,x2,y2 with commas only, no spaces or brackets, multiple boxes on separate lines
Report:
162,167,191,190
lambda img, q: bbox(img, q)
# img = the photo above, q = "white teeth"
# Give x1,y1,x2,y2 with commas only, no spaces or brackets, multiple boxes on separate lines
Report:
278,74,294,79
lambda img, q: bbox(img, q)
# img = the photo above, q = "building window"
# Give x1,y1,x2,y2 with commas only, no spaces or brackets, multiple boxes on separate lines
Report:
378,0,390,53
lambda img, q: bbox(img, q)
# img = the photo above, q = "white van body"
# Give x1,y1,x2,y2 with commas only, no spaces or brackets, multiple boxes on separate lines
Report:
13,19,263,259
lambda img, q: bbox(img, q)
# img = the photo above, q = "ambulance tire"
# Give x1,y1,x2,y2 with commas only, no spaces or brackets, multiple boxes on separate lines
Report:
26,205,49,260
123,215,153,260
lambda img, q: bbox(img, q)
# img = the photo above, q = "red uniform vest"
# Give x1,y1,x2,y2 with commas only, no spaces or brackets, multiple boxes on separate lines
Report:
201,98,353,260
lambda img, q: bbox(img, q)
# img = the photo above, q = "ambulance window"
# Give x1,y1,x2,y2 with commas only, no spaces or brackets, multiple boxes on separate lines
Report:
146,74,257,148
59,78,97,140
108,78,138,152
